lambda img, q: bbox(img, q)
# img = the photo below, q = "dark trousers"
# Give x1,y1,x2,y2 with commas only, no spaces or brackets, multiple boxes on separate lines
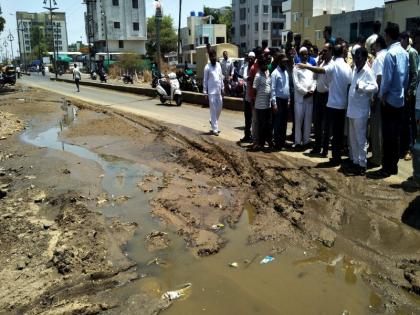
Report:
313,91,328,151
256,108,272,147
400,95,417,154
382,102,404,173
325,107,345,161
290,94,295,138
75,78,80,91
272,98,289,149
243,99,252,139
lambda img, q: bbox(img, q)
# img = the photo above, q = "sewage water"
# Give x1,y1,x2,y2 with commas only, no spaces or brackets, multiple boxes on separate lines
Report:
21,105,387,315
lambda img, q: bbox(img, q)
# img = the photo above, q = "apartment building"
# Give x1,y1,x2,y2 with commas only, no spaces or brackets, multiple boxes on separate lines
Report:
232,0,287,54
384,0,420,34
16,11,68,57
291,0,355,47
84,0,147,55
180,11,227,64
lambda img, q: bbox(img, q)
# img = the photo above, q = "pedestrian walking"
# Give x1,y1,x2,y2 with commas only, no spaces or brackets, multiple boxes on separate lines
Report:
311,43,333,156
252,56,273,150
375,23,409,178
400,31,419,161
73,64,81,92
298,44,352,166
347,47,378,175
239,52,256,143
293,47,316,149
271,53,290,150
203,49,224,136
16,65,21,79
370,36,388,167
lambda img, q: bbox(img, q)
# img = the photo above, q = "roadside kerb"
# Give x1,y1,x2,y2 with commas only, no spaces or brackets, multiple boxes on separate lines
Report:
50,77,244,111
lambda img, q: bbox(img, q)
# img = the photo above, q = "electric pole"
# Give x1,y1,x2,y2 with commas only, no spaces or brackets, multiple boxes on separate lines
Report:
43,0,58,78
7,30,14,62
177,0,182,64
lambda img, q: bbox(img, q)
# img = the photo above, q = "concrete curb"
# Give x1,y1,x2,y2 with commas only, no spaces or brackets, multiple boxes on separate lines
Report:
50,77,244,111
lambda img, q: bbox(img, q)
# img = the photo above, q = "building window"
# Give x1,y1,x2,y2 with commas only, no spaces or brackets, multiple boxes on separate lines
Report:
255,40,258,47
255,23,258,32
132,0,138,8
263,5,269,14
58,46,62,50
315,30,322,40
114,21,120,28
240,24,246,37
263,22,268,31
240,0,246,3
113,0,119,6
25,46,30,51
255,5,258,14
216,37,225,44
133,22,139,31
119,40,124,48
240,8,246,20
304,17,310,27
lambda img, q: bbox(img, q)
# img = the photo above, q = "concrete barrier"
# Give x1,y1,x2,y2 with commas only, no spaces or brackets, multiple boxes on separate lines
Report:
50,77,244,111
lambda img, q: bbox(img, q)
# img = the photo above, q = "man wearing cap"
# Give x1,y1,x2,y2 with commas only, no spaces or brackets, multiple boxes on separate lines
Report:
271,53,290,150
293,47,316,149
239,51,256,143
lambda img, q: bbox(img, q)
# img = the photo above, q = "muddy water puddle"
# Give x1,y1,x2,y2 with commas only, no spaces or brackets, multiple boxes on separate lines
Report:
21,105,388,314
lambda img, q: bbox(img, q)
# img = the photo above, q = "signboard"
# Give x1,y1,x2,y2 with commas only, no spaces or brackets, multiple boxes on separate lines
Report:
79,47,89,53
42,56,51,64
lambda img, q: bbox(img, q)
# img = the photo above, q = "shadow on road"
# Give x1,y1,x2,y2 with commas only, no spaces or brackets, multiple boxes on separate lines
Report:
402,195,420,230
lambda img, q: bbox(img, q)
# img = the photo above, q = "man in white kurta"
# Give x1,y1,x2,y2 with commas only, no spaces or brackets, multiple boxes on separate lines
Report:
203,49,224,135
293,47,316,148
347,47,378,175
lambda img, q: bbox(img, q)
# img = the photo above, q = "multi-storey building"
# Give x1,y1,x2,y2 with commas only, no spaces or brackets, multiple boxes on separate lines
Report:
232,0,287,54
291,0,355,47
16,11,68,58
180,11,227,64
84,0,147,55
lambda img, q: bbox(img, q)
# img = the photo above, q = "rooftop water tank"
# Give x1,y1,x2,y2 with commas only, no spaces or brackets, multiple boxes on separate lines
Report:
198,11,204,17
190,11,196,16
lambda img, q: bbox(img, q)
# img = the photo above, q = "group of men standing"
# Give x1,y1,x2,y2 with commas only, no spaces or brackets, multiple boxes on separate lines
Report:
203,22,420,178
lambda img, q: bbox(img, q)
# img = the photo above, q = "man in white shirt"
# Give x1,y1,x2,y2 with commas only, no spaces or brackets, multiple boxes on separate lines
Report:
298,44,352,166
72,64,81,92
239,51,256,143
293,47,316,149
365,21,381,54
220,51,233,95
271,53,290,150
347,47,378,175
370,36,388,166
203,49,224,136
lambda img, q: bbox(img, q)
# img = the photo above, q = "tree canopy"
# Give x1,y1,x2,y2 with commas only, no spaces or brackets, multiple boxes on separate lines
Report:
0,16,5,34
203,6,232,42
146,15,177,60
30,26,48,59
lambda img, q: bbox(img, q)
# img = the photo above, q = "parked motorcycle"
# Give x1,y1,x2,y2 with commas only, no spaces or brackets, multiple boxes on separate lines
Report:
99,72,107,83
122,73,133,84
156,72,182,106
0,65,16,88
179,73,199,93
90,71,97,80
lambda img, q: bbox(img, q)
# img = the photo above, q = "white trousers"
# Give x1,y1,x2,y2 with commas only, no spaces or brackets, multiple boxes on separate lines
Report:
209,94,223,133
294,96,313,145
348,116,369,167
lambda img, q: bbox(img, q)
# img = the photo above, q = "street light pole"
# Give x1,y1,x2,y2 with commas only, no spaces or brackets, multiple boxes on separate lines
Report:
3,40,8,62
154,0,163,72
43,0,58,78
17,21,26,71
7,30,14,62
101,10,109,71
177,0,182,64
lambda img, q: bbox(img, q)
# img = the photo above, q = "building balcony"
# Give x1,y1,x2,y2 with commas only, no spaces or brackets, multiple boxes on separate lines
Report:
272,13,286,21
271,0,283,5
271,29,283,38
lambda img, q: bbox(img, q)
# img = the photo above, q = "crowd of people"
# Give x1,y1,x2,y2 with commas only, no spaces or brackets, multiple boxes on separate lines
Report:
203,22,420,178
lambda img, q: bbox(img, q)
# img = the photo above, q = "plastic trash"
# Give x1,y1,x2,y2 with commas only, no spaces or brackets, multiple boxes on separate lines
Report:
260,256,275,264
229,262,238,268
162,282,192,301
211,223,225,230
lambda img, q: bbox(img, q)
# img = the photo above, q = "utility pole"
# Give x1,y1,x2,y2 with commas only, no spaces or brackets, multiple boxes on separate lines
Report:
154,0,163,72
101,9,109,71
43,0,58,78
7,30,14,62
17,20,26,71
177,0,182,64
85,0,96,72
3,40,8,62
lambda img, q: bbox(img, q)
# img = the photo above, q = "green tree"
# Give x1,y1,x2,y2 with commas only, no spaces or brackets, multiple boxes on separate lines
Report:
203,6,232,42
0,16,5,34
30,26,48,59
146,15,177,60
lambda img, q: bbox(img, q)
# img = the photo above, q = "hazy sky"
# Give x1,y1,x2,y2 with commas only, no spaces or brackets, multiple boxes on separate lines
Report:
1,0,385,54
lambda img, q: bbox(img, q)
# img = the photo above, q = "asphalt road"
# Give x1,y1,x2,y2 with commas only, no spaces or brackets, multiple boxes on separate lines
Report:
20,74,413,184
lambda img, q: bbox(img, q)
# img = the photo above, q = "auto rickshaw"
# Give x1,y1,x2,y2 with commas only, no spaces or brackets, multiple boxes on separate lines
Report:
0,65,16,87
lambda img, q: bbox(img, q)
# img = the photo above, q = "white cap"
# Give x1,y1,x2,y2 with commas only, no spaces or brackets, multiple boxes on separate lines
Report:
299,47,308,53
248,51,256,58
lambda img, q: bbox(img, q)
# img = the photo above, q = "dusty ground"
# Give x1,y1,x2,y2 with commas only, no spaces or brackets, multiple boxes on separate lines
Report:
1,84,420,313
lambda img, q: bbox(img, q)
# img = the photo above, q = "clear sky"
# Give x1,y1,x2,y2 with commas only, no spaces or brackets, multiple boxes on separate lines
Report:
1,0,385,55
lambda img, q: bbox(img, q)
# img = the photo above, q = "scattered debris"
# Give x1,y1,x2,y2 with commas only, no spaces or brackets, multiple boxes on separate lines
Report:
162,283,192,301
260,256,275,264
229,262,238,268
210,223,225,230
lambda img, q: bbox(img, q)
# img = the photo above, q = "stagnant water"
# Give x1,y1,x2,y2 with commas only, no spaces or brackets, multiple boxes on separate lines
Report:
21,104,403,314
